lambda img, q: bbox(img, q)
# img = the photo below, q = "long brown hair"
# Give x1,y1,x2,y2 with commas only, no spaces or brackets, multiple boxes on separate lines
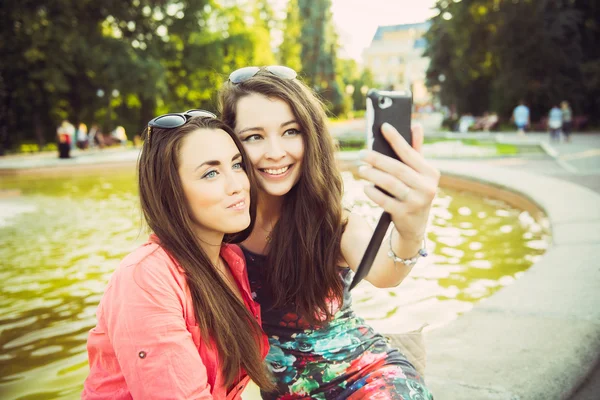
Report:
138,116,274,390
219,72,346,325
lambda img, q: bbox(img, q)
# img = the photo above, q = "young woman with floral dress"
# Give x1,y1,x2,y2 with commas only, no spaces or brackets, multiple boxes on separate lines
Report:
219,67,439,399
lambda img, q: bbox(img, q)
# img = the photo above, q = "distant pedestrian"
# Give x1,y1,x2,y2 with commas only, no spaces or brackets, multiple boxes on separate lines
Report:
512,100,530,136
56,120,74,159
88,124,106,148
561,101,573,143
111,125,128,146
548,104,563,142
76,123,89,150
458,113,475,133
88,124,98,148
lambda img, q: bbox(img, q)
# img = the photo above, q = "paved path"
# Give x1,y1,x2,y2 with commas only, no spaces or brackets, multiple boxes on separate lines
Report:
0,146,141,173
510,133,600,399
479,132,600,194
330,117,600,194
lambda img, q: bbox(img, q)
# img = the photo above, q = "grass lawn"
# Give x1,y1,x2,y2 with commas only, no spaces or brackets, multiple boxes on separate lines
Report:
337,137,544,157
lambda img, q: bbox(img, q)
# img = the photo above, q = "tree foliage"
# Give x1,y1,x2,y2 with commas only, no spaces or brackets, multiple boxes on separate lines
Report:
425,0,598,123
294,0,346,115
0,0,375,151
574,0,600,121
278,0,302,73
0,0,276,151
337,58,375,112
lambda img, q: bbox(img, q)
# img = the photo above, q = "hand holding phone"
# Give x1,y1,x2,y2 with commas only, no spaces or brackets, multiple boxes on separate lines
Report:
349,89,413,291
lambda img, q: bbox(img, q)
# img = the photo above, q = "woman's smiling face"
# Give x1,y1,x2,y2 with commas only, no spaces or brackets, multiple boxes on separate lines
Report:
233,93,305,198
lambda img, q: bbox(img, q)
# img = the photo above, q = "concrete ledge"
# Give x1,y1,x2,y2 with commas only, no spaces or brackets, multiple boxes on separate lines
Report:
0,148,141,176
412,160,600,400
0,160,137,177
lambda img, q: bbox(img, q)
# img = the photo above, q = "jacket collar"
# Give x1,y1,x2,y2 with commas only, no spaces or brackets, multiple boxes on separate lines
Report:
148,234,246,284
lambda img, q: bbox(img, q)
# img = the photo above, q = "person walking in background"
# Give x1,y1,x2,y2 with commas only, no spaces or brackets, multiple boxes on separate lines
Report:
88,124,100,148
561,101,573,142
219,66,436,399
512,100,530,136
548,104,563,142
75,123,89,150
83,113,274,399
111,125,128,146
56,120,74,159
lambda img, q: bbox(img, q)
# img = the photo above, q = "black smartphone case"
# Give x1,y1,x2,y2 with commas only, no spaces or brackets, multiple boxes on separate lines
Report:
366,89,413,161
349,89,413,291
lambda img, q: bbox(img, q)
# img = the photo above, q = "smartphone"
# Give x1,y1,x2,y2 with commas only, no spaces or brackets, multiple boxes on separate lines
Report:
349,89,413,291
366,88,413,161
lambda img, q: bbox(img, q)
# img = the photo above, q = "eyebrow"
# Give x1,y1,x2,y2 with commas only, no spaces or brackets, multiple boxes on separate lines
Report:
237,120,298,135
194,153,242,172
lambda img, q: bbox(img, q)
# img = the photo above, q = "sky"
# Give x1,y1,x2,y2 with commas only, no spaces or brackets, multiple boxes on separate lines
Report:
331,0,439,62
269,0,439,63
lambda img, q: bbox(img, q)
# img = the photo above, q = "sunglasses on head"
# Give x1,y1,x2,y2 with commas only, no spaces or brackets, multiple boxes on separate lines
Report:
228,65,297,84
146,109,217,146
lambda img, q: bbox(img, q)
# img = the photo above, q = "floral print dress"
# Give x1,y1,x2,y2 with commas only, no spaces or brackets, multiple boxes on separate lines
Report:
242,247,434,400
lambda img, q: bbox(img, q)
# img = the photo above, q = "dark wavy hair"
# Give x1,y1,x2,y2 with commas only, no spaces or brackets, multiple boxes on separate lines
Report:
219,72,346,325
138,116,274,390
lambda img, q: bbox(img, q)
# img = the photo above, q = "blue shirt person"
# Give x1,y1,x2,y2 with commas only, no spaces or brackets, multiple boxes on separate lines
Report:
548,105,563,141
512,102,530,134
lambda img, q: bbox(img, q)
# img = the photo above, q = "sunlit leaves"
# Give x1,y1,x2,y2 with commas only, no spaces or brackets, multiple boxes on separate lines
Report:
278,0,302,73
0,0,282,147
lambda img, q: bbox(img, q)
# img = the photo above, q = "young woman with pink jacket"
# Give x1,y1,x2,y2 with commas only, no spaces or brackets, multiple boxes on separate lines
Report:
82,113,274,399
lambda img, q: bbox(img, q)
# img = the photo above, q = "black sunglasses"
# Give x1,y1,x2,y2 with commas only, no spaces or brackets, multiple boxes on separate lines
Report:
146,109,216,146
148,109,217,129
228,65,297,84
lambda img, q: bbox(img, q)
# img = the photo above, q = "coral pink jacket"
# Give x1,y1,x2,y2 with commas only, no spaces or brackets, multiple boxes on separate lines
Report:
82,235,267,399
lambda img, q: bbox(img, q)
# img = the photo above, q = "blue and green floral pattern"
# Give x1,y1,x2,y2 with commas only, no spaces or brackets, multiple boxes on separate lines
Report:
243,248,434,399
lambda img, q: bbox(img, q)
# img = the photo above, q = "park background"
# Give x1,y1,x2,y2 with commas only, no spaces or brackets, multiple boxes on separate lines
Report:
2,1,600,400
1,0,599,153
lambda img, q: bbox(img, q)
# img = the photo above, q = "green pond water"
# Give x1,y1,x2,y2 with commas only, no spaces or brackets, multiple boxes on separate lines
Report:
0,169,550,399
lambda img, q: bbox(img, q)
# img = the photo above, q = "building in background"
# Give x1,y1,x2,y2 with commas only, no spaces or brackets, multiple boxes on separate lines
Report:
362,22,431,107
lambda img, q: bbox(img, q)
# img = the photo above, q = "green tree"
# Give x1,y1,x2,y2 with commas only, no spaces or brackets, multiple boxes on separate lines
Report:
352,69,375,112
278,0,302,72
250,0,277,66
0,0,174,147
1,0,92,148
0,0,280,151
297,0,345,115
490,0,583,119
574,0,600,124
337,58,359,111
425,0,590,123
425,0,498,116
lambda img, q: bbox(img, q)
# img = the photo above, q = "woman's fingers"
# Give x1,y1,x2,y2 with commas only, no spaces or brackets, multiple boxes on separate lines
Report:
359,165,437,207
411,123,424,154
358,165,414,200
379,123,438,177
363,184,407,214
358,122,440,211
358,150,431,190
